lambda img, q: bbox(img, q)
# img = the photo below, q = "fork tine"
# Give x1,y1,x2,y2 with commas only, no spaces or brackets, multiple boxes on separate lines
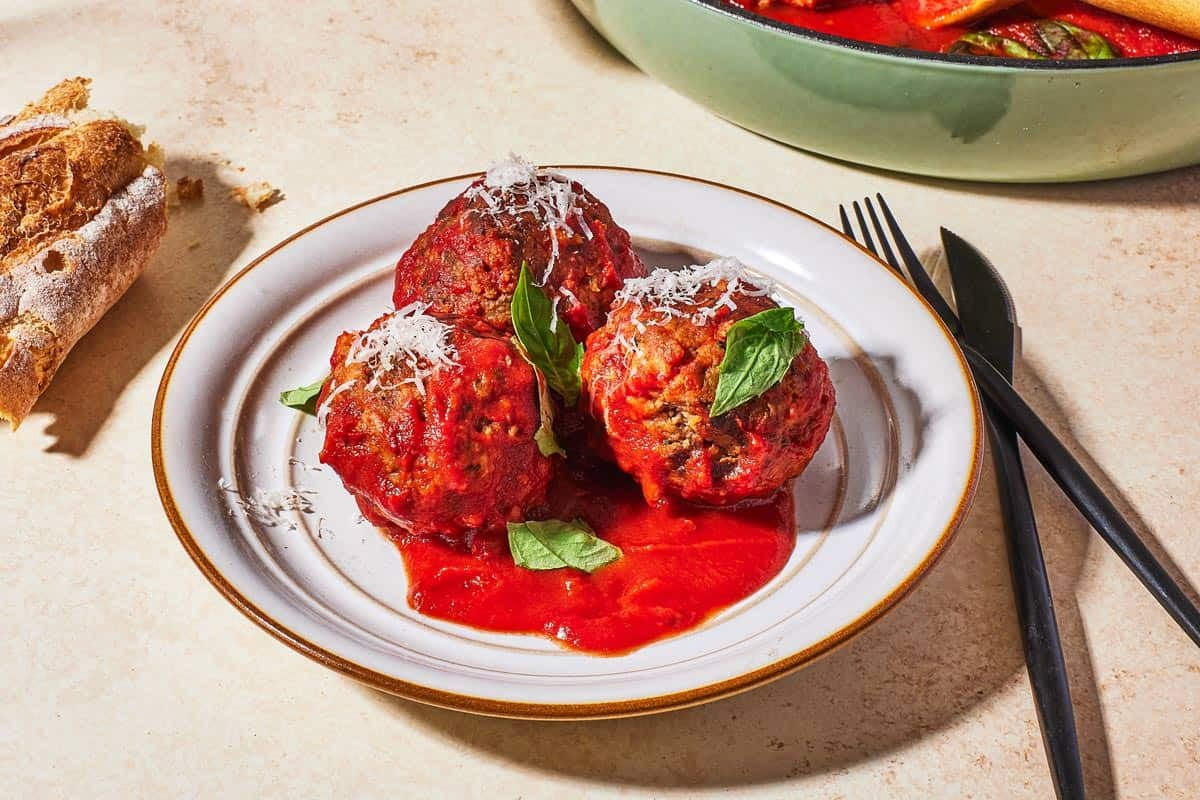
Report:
852,201,878,258
863,198,903,276
875,194,960,332
838,205,854,239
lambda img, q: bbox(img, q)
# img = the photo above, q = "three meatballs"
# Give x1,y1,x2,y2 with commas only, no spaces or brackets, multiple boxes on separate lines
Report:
322,158,835,536
582,260,836,506
392,155,647,342
319,306,553,537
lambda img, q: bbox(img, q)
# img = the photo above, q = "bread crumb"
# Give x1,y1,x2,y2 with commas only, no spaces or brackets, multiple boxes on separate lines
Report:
144,142,165,170
176,176,204,203
187,240,201,250
231,181,283,212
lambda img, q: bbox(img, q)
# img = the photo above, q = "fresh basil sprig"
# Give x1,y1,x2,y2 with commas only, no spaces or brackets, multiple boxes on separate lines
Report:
1036,20,1117,59
507,518,621,573
948,21,1116,60
511,262,584,406
711,307,806,418
948,31,1045,59
279,376,328,416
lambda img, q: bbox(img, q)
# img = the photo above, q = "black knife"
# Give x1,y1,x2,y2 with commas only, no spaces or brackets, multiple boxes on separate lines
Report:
928,228,1200,652
944,229,1086,800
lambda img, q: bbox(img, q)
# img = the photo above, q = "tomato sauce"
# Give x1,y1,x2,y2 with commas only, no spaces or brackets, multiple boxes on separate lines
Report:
726,0,1200,57
364,461,796,654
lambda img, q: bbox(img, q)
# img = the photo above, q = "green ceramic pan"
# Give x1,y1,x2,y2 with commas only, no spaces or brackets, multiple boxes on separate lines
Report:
569,0,1200,182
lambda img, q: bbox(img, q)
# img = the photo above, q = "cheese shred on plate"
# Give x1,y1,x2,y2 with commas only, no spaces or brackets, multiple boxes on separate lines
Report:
464,153,585,283
614,257,772,332
218,478,316,531
344,302,459,395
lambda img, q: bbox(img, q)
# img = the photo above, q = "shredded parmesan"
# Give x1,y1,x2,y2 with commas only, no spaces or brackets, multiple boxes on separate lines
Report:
218,474,371,538
464,153,581,283
218,477,317,531
614,257,772,332
344,303,458,395
316,380,353,429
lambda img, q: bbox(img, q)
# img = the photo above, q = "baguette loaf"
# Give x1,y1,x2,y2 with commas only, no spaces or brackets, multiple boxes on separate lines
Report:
1082,0,1200,40
0,78,167,429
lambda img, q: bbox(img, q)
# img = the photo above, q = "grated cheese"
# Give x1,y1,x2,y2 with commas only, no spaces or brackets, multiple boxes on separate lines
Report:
464,153,581,284
344,303,459,396
613,257,772,332
316,380,353,429
218,477,317,531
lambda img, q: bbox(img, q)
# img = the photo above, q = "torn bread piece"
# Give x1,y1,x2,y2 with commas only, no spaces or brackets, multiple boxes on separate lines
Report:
0,77,167,429
1082,0,1200,40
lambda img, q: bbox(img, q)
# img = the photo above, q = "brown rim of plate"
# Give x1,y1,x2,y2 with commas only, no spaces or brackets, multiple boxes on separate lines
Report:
151,166,985,721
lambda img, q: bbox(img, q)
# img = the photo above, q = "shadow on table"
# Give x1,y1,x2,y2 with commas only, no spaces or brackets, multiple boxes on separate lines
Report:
364,358,1145,797
847,159,1200,210
31,156,253,454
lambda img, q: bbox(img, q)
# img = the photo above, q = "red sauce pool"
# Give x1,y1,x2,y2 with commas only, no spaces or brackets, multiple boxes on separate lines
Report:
726,0,1200,58
363,462,796,655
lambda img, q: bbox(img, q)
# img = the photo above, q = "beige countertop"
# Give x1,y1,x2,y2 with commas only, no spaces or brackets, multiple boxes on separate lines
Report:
2,1,1198,797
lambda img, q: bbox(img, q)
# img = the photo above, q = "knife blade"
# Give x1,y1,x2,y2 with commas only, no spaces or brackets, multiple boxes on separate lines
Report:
941,228,1017,380
941,227,1086,800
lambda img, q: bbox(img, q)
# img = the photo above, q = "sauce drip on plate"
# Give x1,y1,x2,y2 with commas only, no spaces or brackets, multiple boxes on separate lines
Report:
363,462,796,655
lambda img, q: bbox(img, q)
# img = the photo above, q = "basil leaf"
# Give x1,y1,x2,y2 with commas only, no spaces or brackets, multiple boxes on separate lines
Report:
511,336,566,458
531,352,565,457
507,518,621,573
279,376,327,416
511,262,583,406
535,426,564,458
948,32,1046,59
711,307,806,418
1038,20,1117,59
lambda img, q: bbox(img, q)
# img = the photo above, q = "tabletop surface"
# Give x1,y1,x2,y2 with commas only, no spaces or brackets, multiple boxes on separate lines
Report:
2,1,1198,797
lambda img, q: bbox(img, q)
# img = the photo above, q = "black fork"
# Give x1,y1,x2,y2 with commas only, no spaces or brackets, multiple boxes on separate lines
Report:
841,196,1086,800
841,198,1200,650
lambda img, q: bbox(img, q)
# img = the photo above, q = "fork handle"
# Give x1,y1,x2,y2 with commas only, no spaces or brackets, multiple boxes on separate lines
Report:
964,346,1200,648
985,401,1086,800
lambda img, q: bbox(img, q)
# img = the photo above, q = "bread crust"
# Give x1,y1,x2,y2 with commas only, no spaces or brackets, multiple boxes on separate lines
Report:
0,80,167,429
1081,0,1200,40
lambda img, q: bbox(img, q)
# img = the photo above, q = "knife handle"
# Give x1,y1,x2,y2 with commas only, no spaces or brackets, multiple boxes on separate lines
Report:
964,346,1200,648
984,401,1085,800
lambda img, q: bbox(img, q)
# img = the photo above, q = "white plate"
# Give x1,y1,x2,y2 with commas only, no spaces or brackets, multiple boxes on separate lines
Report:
153,168,982,719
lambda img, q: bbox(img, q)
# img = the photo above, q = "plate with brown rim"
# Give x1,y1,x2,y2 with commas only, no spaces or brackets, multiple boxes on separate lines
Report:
152,166,982,719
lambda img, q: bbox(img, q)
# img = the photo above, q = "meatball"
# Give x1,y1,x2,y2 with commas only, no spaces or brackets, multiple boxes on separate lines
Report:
581,264,836,506
393,157,646,341
319,306,553,537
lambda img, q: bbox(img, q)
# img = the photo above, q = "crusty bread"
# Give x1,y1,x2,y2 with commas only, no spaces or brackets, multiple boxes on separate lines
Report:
1082,0,1200,40
0,78,166,429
